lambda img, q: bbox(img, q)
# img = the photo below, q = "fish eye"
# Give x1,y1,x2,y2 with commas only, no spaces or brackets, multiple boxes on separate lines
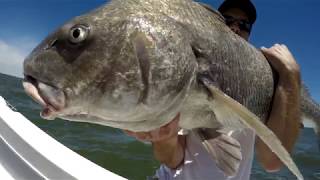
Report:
69,25,89,44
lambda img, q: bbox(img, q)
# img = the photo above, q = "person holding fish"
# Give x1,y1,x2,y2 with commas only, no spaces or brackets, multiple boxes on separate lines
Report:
126,0,301,179
22,0,312,178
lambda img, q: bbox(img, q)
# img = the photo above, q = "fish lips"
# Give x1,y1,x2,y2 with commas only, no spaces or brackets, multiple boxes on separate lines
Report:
23,75,66,120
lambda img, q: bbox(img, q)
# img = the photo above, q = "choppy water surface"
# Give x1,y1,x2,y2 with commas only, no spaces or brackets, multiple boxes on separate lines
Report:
1,73,319,180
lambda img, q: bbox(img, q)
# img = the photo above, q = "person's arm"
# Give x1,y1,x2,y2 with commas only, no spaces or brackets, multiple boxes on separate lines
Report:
256,44,301,172
124,114,186,169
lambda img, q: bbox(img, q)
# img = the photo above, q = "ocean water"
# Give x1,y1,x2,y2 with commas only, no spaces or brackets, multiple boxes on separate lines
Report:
0,73,319,180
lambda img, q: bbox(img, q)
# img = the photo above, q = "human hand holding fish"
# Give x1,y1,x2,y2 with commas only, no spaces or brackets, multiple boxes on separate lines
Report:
257,44,301,172
124,114,181,143
125,114,243,173
261,44,300,82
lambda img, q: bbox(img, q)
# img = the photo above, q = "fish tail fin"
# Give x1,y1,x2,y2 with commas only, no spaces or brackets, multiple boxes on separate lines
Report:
301,84,320,150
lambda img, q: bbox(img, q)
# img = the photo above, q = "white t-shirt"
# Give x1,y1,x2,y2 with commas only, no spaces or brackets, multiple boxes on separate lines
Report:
154,129,255,180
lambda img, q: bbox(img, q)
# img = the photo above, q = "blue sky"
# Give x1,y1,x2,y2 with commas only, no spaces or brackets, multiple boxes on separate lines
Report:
0,0,319,101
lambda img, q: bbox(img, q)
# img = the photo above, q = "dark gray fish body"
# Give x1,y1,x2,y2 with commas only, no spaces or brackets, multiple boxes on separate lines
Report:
23,0,274,130
22,0,318,179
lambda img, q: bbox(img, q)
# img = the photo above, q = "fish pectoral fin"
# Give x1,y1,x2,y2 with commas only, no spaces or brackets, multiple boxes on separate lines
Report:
131,32,153,104
195,128,242,177
200,79,304,180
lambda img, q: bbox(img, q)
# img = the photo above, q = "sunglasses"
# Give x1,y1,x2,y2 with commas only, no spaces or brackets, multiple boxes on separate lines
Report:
223,15,252,33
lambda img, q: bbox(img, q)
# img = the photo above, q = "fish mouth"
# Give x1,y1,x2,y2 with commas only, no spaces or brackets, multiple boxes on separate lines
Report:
23,75,66,120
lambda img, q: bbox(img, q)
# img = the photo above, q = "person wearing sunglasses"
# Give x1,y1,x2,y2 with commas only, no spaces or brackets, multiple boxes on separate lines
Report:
126,1,301,180
218,0,256,41
218,0,301,174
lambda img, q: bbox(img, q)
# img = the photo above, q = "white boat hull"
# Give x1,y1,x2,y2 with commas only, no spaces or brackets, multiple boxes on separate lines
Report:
0,96,127,180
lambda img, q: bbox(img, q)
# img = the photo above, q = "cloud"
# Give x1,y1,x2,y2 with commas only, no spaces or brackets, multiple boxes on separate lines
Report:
0,38,37,78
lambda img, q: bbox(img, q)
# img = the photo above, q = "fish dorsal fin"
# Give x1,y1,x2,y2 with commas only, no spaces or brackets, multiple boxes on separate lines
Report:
200,79,304,180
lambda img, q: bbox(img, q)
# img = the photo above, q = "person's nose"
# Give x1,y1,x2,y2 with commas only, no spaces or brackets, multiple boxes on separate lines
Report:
229,24,241,35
